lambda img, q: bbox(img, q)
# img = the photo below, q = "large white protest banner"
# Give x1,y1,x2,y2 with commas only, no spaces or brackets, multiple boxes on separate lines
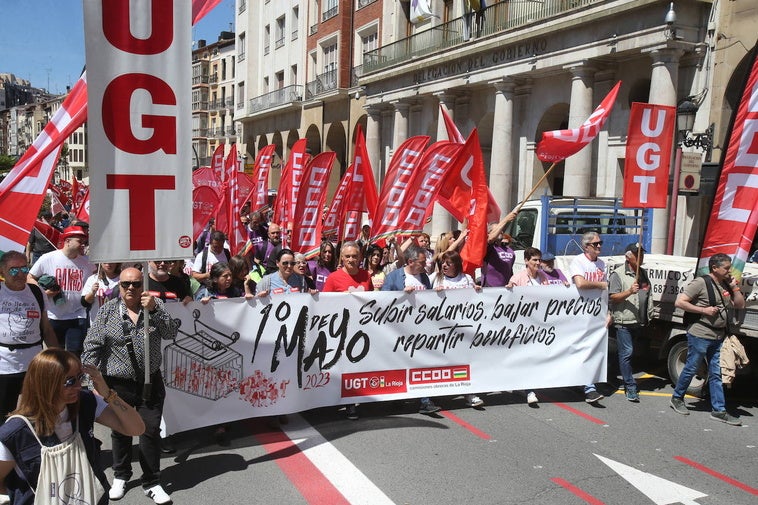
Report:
160,286,607,434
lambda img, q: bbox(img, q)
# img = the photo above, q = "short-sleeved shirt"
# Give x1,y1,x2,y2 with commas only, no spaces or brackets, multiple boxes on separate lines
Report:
0,285,43,374
322,269,374,292
81,274,121,325
569,253,606,283
684,276,734,340
483,244,515,287
29,250,94,320
542,268,568,285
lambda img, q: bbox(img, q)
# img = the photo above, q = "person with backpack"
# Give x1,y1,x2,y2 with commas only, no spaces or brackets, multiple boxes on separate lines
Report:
670,253,745,425
191,230,231,283
608,243,653,402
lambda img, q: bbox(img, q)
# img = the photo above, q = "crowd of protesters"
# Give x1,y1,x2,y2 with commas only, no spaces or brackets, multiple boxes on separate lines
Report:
0,202,747,505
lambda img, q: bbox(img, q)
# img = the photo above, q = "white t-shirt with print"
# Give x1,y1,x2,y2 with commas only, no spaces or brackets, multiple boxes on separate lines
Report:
29,250,94,320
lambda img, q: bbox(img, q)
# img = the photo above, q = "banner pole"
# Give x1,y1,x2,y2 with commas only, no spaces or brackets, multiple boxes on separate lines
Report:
142,261,151,400
513,162,558,214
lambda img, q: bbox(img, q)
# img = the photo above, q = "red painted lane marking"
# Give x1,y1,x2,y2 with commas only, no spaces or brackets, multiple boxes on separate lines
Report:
551,477,607,504
440,410,492,440
250,422,352,505
675,456,758,495
550,402,608,425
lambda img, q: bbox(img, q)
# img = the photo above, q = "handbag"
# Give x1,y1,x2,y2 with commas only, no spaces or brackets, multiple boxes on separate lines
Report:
7,415,105,505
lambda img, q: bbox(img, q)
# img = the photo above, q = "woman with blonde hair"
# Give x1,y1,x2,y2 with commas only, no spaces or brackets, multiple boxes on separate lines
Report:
0,349,144,505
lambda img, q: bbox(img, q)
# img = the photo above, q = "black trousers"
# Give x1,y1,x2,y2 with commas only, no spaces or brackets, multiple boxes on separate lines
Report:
0,372,25,417
105,373,165,488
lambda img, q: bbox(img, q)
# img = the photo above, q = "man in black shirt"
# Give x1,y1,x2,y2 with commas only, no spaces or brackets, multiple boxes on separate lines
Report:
147,260,192,304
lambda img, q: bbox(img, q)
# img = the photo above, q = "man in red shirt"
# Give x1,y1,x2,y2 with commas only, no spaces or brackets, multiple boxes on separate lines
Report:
322,242,373,293
322,241,372,419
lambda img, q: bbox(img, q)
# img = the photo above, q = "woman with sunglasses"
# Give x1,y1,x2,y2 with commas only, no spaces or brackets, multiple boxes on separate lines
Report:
0,348,144,505
195,262,244,303
81,262,122,325
255,249,316,297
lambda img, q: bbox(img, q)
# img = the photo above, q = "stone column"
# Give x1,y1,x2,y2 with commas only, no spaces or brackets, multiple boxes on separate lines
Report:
562,62,595,197
646,47,683,254
364,105,382,188
490,79,515,214
391,100,410,150
432,92,457,237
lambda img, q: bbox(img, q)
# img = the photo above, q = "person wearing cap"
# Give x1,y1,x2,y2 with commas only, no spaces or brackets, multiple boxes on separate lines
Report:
27,225,95,355
608,243,653,402
482,212,518,287
539,252,569,285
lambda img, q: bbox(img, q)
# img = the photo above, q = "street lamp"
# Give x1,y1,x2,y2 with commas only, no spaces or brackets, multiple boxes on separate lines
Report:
676,97,714,162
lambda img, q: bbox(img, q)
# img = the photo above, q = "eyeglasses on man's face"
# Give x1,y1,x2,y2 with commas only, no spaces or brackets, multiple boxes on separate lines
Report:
120,280,143,289
589,241,603,248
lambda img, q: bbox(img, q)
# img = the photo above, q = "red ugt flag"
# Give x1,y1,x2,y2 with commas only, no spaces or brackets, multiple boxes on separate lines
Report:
623,103,675,208
537,81,621,162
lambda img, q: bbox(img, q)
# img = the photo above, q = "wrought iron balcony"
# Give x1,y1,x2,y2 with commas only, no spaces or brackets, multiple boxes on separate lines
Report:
305,69,338,98
248,85,305,114
322,6,338,22
360,0,596,74
192,75,209,85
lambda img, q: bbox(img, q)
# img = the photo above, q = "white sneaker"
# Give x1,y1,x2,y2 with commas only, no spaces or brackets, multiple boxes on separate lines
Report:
109,478,127,500
527,391,539,405
0,494,11,505
144,484,172,505
465,394,484,407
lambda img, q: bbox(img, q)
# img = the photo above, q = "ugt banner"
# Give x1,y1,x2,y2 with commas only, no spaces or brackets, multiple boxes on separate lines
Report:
623,103,675,208
159,286,607,434
84,0,193,261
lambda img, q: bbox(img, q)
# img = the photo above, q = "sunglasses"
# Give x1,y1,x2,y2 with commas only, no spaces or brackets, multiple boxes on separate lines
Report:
280,261,295,267
589,241,603,248
120,280,143,289
8,266,30,276
63,373,86,388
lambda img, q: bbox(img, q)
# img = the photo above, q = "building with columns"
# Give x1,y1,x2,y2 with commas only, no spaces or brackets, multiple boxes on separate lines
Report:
236,0,756,255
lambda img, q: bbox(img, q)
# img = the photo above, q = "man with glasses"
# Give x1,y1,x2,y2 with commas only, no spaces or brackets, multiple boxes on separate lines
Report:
148,260,192,304
670,253,744,425
0,251,57,419
28,225,95,355
253,222,283,274
192,230,231,283
82,267,178,504
569,231,609,403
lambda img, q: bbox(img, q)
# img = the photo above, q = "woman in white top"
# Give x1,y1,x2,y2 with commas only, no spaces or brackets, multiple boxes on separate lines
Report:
81,263,122,324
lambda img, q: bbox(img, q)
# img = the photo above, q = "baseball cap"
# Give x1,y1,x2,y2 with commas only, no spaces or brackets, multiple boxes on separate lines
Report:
62,225,88,240
541,252,556,261
625,242,646,254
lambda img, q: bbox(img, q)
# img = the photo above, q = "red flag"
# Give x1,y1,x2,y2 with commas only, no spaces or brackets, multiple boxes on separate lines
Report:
34,220,62,249
290,152,336,256
536,81,622,162
71,178,80,212
623,103,675,208
273,139,308,228
193,186,221,239
224,144,238,183
251,144,276,212
438,105,502,223
49,191,66,217
344,125,378,223
460,130,488,275
192,0,223,24
75,188,90,223
372,141,462,239
696,44,758,279
210,144,226,182
376,135,430,201
323,166,353,242
192,166,222,196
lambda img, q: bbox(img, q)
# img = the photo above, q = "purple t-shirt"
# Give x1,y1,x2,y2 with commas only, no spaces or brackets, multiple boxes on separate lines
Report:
483,243,515,287
307,260,334,291
542,268,568,285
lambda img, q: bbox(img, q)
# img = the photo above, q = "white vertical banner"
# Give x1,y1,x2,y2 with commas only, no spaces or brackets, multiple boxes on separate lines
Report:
84,0,193,261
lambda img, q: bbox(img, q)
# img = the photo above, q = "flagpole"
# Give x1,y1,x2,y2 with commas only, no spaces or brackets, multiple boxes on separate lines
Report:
513,162,558,214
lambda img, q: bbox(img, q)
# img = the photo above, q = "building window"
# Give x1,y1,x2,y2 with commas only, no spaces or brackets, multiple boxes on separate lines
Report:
323,42,337,73
238,0,246,14
323,0,338,21
291,65,298,85
275,16,285,49
292,7,299,40
362,31,378,55
238,32,246,61
237,82,244,110
276,71,284,90
264,25,270,54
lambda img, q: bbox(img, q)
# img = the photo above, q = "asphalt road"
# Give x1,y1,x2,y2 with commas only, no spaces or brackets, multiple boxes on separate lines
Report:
95,362,758,505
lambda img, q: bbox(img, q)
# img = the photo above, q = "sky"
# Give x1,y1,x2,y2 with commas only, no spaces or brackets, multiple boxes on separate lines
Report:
0,0,236,94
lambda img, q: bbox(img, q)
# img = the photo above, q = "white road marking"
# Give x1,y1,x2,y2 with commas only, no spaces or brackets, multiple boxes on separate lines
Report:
595,454,708,505
283,415,396,505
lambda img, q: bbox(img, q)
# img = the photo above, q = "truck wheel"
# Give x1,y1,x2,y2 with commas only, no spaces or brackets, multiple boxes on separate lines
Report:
667,340,706,397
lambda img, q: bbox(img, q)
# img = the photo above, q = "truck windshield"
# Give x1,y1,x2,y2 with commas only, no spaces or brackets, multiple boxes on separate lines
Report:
504,209,537,250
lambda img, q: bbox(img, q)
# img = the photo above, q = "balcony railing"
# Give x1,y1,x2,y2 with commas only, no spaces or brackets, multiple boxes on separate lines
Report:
361,0,596,74
192,101,209,111
192,75,209,85
238,0,246,14
237,52,246,62
305,69,338,98
309,24,318,36
209,74,218,84
248,85,304,114
275,36,285,49
264,43,270,55
322,6,337,22
225,97,234,108
192,128,208,138
292,29,298,41
357,0,377,8
226,126,236,136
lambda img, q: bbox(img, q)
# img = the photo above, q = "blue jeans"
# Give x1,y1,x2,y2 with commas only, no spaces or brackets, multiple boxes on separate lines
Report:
615,326,637,392
50,318,88,355
673,333,725,412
